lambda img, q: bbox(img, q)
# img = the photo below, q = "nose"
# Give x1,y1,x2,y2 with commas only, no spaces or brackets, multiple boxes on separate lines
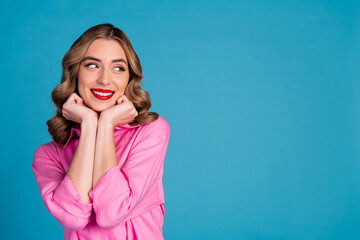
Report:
96,67,111,86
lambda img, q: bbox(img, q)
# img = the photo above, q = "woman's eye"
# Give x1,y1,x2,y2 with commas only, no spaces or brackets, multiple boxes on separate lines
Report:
85,63,97,69
114,66,125,72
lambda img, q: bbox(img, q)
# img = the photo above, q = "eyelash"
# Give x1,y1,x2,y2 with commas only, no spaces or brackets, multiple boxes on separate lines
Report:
85,63,125,72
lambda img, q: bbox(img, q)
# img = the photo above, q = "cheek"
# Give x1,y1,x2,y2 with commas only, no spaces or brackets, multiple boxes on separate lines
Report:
77,76,91,99
115,77,129,90
77,70,85,87
77,78,86,95
77,71,93,88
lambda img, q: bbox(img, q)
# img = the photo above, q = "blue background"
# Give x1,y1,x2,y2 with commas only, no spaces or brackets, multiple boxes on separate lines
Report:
1,0,359,239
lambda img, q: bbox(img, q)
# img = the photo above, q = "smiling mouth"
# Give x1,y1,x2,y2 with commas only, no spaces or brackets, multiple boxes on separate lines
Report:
91,89,115,100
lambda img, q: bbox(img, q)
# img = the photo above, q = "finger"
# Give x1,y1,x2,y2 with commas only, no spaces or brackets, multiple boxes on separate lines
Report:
67,93,78,104
132,109,138,118
66,93,75,103
116,95,126,104
121,94,130,102
122,95,133,106
69,92,79,100
75,98,83,105
73,95,83,104
69,93,84,106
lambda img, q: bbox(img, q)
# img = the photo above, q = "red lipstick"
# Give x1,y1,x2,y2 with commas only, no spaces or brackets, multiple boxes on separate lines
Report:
91,88,115,101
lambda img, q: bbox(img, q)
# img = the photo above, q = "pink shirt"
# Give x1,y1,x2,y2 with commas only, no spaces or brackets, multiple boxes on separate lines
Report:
32,116,170,240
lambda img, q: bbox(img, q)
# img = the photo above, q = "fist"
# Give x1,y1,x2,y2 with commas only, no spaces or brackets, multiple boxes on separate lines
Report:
62,93,98,124
99,95,138,127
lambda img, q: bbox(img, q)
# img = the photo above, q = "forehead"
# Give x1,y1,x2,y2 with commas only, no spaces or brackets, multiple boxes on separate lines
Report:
85,38,127,60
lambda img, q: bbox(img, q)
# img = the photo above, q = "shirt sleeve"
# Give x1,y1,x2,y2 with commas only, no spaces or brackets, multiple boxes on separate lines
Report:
32,145,93,231
88,118,170,228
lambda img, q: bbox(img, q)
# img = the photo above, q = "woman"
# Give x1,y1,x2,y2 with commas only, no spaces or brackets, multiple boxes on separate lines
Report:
32,23,170,240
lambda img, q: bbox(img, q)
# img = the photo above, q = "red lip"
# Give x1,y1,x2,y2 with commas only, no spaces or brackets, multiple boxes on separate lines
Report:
91,89,115,101
91,88,115,93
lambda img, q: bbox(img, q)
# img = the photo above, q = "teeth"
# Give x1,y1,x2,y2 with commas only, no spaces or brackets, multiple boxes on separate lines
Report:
92,90,113,96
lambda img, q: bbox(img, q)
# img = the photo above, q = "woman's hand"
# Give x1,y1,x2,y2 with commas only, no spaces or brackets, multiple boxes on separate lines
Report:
99,95,138,128
62,93,98,124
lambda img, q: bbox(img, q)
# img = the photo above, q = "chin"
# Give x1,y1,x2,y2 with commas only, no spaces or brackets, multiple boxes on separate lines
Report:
89,103,114,113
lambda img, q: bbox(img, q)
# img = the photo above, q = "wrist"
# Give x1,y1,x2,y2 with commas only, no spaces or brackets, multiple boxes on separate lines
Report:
98,116,114,130
98,112,115,128
81,116,98,128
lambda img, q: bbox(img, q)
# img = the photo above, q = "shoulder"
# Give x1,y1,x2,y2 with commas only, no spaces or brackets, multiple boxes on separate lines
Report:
131,117,170,147
32,141,60,164
141,116,170,136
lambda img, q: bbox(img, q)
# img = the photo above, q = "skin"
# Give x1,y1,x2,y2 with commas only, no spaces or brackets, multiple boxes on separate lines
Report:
62,38,138,203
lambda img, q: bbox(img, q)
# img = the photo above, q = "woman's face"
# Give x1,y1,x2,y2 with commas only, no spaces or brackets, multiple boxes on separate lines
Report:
77,38,130,113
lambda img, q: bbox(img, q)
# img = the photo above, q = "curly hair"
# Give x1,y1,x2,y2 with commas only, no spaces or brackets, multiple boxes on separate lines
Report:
46,23,159,147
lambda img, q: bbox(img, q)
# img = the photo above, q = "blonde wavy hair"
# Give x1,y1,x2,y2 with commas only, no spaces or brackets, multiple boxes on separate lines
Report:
46,23,159,147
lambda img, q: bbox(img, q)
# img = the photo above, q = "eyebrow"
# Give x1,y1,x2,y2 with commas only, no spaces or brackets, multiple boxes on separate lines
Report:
81,56,128,65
